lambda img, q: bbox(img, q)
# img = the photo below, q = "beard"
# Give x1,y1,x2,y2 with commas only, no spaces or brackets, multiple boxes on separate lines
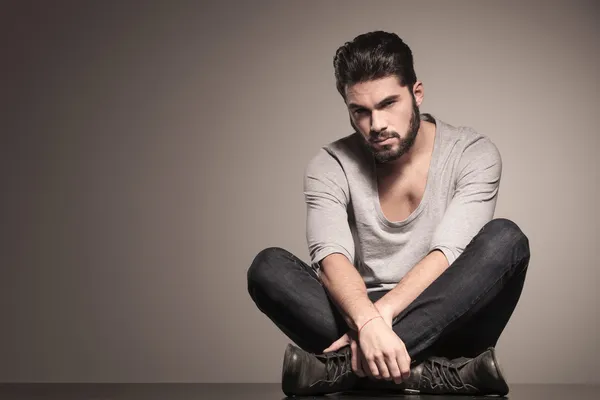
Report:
354,96,421,164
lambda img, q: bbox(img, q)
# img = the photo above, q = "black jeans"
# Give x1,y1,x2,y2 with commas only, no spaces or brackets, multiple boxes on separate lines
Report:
247,218,530,364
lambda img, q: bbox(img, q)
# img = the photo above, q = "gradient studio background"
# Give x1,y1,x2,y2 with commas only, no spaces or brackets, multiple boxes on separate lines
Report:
2,0,598,384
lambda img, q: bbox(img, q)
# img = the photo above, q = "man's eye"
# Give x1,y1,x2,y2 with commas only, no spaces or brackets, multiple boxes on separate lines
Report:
383,101,394,108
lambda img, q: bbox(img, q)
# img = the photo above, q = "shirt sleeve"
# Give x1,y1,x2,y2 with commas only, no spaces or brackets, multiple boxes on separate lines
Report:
303,148,355,277
429,135,502,266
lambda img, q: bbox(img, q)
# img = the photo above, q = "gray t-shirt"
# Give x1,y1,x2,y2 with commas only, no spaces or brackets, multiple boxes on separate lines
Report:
303,113,502,293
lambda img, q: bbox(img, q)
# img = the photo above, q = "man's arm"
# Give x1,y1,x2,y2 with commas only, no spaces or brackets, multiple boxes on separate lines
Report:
304,149,378,330
320,253,380,331
374,250,449,321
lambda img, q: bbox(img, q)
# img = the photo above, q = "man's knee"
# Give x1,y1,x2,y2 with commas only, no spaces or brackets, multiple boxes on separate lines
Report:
481,218,530,266
247,247,288,293
483,218,528,243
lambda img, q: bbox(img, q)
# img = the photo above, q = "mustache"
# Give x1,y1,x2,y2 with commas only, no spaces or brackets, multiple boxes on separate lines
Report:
370,131,399,143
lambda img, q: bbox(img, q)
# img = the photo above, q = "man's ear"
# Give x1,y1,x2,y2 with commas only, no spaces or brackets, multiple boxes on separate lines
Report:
412,81,424,107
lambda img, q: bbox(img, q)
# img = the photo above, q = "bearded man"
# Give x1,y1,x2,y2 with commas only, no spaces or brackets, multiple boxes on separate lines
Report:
248,30,530,397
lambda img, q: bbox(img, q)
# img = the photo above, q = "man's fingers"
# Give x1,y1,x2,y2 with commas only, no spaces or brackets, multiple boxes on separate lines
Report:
322,339,339,352
396,351,410,381
350,341,358,373
361,356,373,379
398,350,411,381
323,334,349,353
394,353,408,383
386,353,402,383
367,357,381,380
356,342,368,378
374,354,392,380
351,341,365,377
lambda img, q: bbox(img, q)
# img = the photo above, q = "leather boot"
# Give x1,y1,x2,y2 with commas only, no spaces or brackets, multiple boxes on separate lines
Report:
282,344,509,397
281,343,357,397
355,347,509,396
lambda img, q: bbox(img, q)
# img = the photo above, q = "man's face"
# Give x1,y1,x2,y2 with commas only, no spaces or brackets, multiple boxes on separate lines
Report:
345,75,421,164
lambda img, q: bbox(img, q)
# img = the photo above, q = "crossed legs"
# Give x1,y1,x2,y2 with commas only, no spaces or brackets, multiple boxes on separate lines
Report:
247,218,530,362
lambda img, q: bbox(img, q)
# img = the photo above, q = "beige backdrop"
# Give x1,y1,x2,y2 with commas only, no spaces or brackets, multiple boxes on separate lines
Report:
1,0,598,384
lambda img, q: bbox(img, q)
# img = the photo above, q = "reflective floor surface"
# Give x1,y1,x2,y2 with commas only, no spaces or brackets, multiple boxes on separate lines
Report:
0,383,597,400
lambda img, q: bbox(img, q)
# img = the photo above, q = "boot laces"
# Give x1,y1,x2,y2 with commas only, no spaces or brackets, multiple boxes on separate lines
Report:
321,350,353,384
423,358,466,391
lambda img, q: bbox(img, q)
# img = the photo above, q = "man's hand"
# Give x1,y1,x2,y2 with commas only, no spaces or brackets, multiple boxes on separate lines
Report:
357,316,411,383
323,303,410,383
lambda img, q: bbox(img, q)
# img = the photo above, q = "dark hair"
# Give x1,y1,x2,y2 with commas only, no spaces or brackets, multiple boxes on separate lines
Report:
333,31,417,99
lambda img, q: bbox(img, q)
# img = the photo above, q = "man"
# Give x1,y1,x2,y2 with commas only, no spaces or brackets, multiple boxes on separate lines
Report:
247,31,530,397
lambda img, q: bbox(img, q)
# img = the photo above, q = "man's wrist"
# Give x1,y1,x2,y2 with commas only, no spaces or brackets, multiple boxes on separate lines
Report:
374,298,396,321
351,303,381,332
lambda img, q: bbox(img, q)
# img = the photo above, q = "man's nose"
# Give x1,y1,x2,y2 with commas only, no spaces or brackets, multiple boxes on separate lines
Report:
370,111,387,133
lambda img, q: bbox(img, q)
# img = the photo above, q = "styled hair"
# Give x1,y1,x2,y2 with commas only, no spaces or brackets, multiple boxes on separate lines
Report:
333,31,417,99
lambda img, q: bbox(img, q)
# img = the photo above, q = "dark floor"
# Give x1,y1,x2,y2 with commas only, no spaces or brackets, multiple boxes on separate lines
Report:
0,383,598,400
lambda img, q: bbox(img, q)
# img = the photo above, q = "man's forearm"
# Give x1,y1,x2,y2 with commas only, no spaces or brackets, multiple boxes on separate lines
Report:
375,249,450,319
319,253,380,331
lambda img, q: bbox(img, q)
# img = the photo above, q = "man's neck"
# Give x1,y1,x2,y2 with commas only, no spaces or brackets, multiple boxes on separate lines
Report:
376,120,435,174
